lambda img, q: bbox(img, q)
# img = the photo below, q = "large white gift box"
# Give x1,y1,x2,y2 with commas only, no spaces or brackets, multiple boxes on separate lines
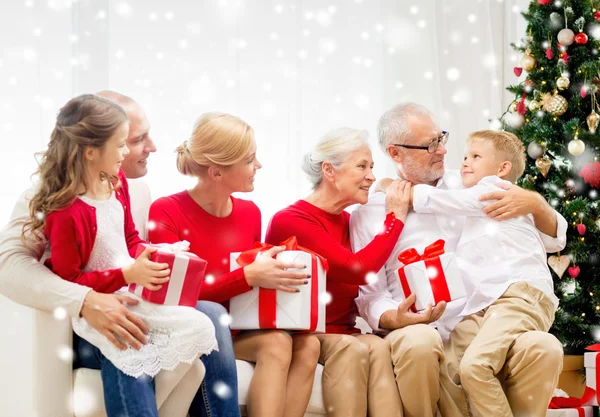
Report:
396,240,466,311
584,351,599,406
546,407,593,417
229,249,326,332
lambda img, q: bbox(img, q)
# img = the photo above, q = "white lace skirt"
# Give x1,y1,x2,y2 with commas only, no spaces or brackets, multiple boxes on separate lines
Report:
72,291,218,378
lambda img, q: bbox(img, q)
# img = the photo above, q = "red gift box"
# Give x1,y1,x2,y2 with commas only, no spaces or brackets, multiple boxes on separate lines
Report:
128,241,207,307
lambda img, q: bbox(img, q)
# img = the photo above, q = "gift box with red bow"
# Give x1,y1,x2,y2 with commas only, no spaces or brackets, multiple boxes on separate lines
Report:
547,387,595,416
396,239,466,312
584,344,600,406
129,241,207,308
229,237,327,332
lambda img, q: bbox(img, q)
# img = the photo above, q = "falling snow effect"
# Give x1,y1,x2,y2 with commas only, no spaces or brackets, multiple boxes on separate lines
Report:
213,381,233,399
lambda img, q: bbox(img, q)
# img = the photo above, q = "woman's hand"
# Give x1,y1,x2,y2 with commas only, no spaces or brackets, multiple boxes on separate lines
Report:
122,246,171,291
243,246,311,293
385,179,412,222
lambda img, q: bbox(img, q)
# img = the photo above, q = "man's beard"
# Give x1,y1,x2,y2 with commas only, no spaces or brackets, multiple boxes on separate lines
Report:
402,155,445,184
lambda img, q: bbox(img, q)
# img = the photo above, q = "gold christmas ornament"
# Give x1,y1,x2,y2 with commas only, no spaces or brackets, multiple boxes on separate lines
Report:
521,54,537,71
588,110,600,134
542,93,568,116
535,157,552,177
528,100,540,111
548,254,570,279
568,138,585,156
556,76,570,90
509,101,518,113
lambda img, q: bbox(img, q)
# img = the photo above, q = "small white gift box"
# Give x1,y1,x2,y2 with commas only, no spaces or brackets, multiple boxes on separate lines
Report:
396,240,466,311
546,407,593,417
584,351,599,406
229,249,326,332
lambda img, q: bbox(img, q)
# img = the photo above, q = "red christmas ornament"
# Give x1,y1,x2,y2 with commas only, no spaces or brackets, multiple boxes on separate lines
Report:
568,266,580,278
577,223,587,236
538,0,551,4
581,85,588,98
579,162,600,188
595,11,600,21
574,32,589,44
517,93,527,115
545,48,553,59
514,67,523,77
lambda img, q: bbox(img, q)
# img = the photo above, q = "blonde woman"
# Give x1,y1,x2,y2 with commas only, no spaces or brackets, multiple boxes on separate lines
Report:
266,128,410,417
148,112,320,417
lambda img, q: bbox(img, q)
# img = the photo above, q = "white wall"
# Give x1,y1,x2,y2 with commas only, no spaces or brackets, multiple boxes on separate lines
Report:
0,0,530,229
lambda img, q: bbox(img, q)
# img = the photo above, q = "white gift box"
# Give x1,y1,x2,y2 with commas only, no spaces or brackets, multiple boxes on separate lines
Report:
546,407,593,417
397,252,466,311
584,352,599,406
229,250,326,332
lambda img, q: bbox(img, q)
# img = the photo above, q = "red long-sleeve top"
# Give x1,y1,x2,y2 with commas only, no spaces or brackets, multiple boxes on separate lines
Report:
44,170,145,293
147,191,260,307
265,199,403,334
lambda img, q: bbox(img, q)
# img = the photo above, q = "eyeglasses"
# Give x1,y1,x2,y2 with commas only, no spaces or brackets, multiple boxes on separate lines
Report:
393,131,449,154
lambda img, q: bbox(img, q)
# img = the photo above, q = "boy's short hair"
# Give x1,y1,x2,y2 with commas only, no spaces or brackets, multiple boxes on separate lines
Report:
468,130,526,183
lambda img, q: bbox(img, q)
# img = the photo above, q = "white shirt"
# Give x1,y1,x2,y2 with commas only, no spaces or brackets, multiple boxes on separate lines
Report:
351,170,567,340
413,175,563,317
0,179,151,317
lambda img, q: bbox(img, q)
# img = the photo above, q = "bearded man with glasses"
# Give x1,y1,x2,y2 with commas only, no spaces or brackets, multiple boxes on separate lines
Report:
350,103,566,417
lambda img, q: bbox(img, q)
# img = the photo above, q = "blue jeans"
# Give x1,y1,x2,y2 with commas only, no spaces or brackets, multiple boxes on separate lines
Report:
74,335,159,417
191,301,241,417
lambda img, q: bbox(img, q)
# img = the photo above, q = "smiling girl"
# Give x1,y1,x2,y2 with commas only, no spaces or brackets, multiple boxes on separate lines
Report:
23,94,217,417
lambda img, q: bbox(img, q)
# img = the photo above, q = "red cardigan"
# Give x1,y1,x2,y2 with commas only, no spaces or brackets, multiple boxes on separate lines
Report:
265,200,403,334
148,191,260,306
44,171,145,293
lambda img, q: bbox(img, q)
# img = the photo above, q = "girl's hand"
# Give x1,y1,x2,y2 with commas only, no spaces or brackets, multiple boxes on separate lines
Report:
243,246,311,293
122,246,171,291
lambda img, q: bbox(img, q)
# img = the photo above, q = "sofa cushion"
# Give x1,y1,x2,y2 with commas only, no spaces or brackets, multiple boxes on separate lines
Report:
72,361,326,417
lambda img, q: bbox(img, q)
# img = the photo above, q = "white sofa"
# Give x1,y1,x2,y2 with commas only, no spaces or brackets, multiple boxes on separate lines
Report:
0,295,328,417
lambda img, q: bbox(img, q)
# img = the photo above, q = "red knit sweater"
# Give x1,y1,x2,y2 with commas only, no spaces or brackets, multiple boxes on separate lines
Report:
148,191,260,306
265,200,403,334
44,170,145,293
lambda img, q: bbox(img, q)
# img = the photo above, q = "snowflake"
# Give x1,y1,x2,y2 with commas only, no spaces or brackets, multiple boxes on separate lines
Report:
409,5,419,14
205,274,215,285
365,272,378,284
467,14,477,23
485,222,498,236
446,67,460,81
426,266,439,279
213,381,233,399
53,307,67,321
57,345,73,362
319,291,332,305
219,313,232,327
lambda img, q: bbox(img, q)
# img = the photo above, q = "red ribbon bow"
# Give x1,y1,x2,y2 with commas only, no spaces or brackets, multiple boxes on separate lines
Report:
548,387,594,417
235,236,327,331
398,239,446,265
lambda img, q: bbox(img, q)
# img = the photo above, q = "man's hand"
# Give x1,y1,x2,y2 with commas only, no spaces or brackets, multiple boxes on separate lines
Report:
479,182,543,220
379,294,446,330
80,291,148,350
479,182,558,236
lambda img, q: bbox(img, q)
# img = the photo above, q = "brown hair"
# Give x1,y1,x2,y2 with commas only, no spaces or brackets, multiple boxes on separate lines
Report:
23,94,129,241
175,112,254,177
468,130,526,183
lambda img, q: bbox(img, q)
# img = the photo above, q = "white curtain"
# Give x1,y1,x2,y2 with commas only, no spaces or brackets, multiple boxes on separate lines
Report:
0,0,529,228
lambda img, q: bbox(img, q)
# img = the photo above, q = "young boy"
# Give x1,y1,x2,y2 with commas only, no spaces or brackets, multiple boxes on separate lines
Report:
408,130,563,417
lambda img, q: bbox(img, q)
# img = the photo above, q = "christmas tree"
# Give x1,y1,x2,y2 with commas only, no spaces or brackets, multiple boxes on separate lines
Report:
501,0,600,354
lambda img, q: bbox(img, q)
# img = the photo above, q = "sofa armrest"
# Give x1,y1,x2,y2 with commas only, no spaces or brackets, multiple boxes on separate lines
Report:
0,295,74,417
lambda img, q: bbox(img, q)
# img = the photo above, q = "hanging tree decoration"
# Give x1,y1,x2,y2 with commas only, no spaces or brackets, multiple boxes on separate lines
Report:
548,252,571,279
568,135,586,156
557,7,575,46
557,74,570,90
521,49,537,71
573,17,588,44
545,33,554,59
541,91,569,116
536,156,552,177
587,92,600,134
527,141,545,159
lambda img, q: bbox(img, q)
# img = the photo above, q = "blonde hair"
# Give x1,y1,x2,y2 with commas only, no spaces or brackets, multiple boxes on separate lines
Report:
302,127,370,189
24,94,128,242
468,130,526,183
176,112,254,177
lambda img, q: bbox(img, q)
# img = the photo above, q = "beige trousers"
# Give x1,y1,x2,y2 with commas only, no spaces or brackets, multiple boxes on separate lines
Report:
440,281,563,417
316,333,403,417
385,324,449,417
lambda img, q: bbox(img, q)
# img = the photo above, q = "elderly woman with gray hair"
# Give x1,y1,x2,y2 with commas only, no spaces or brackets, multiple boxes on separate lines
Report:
265,128,410,417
